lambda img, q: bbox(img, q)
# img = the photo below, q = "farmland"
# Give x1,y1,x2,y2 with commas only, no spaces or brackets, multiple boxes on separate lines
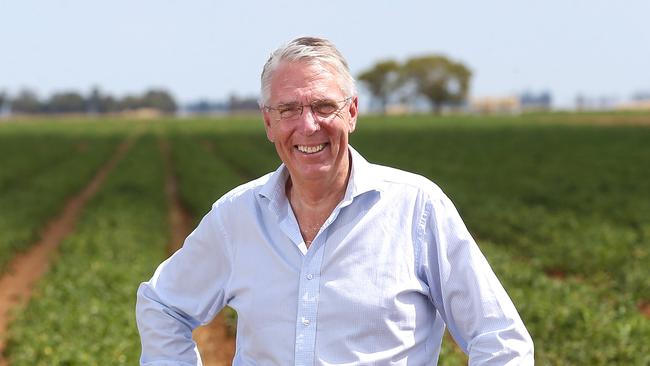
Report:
0,113,649,365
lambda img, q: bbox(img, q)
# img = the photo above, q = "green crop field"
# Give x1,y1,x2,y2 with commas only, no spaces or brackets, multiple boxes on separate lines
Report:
0,124,119,272
1,112,649,365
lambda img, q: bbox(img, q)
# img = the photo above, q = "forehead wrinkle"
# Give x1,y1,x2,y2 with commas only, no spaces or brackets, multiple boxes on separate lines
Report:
270,61,344,105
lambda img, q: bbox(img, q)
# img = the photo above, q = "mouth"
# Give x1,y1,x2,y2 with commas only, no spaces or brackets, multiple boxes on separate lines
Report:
295,143,327,154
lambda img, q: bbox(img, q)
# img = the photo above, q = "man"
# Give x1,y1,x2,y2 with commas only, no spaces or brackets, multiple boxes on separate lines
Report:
136,37,534,365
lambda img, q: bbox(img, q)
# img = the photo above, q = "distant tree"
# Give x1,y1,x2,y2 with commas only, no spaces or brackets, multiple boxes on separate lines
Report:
357,60,401,114
520,90,552,111
6,87,179,116
46,91,86,113
87,87,119,114
185,99,229,115
119,95,143,111
0,90,8,116
86,87,100,114
632,91,650,101
228,93,259,113
11,89,43,114
141,89,177,114
402,55,471,114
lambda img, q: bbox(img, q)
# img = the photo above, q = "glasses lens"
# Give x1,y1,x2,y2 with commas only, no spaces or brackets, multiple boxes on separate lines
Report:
270,97,350,121
312,100,339,118
277,105,302,120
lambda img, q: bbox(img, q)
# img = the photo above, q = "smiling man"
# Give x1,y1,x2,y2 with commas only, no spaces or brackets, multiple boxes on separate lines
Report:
136,37,534,365
261,51,358,248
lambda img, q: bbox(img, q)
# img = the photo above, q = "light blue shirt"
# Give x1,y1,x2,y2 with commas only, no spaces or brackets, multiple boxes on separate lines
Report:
136,146,534,365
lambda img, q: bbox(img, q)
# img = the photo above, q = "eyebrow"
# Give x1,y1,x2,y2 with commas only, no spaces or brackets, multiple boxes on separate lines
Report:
275,101,301,108
274,98,337,107
311,98,337,104
311,94,334,101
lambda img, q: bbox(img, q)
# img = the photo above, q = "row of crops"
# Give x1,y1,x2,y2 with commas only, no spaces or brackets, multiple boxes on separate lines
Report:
0,131,118,272
1,114,649,364
4,135,166,364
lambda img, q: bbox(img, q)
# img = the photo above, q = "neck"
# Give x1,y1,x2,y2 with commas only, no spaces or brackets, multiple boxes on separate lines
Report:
287,153,351,211
286,152,352,245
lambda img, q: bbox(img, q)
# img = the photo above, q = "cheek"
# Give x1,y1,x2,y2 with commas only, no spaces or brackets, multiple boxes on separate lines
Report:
267,123,287,143
277,130,297,151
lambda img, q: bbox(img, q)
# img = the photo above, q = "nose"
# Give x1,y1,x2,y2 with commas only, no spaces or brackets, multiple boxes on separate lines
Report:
298,106,320,135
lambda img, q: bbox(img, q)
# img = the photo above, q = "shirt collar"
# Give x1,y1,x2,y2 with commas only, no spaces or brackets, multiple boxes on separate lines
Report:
345,145,382,200
258,162,290,215
258,144,381,211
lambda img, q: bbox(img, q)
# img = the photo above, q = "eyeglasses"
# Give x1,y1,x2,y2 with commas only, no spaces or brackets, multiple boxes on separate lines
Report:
264,97,352,122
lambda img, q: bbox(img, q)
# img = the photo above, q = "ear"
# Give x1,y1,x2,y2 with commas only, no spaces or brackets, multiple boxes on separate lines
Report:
262,108,275,142
347,96,359,133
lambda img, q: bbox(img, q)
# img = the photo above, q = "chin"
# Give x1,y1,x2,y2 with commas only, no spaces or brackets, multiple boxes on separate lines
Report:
292,164,332,180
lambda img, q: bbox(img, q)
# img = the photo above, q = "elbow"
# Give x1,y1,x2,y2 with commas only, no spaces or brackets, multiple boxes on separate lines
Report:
521,331,534,364
468,324,534,365
514,323,534,363
135,281,155,332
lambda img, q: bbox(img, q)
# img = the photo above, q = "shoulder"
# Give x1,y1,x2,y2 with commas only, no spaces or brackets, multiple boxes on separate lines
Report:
367,164,469,237
211,171,274,210
369,162,446,202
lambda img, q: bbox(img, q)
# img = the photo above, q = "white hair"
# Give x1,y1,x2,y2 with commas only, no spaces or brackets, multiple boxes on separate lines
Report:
260,37,357,106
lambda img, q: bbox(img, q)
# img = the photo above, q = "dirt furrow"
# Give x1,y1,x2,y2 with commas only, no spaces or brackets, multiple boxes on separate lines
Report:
159,138,236,366
0,137,135,366
200,139,255,180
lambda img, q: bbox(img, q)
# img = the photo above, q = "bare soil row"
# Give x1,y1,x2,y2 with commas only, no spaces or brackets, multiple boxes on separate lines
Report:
160,138,236,365
0,137,134,365
0,137,235,365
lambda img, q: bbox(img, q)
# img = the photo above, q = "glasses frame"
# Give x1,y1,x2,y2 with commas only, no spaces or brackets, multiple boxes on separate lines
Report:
264,96,353,122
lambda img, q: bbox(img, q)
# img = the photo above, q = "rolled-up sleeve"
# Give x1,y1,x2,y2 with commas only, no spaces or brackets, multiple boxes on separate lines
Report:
136,204,234,365
420,190,534,365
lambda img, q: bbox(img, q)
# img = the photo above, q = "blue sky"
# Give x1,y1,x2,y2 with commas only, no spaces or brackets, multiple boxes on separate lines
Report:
1,0,649,108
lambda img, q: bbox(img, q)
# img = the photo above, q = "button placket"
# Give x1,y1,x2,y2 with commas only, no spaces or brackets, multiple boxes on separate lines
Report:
293,240,326,366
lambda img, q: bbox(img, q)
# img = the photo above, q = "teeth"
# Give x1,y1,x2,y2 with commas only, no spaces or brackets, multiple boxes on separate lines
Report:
297,144,325,154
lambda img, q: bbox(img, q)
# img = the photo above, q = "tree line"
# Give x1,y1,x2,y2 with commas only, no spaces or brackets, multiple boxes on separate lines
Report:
0,88,177,115
0,54,471,117
357,54,471,114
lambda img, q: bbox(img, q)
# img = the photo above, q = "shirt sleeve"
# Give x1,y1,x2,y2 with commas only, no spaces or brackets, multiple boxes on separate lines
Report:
136,204,234,366
419,189,534,365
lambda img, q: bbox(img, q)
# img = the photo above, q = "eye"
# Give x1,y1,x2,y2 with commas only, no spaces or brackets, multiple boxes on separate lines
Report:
312,101,338,116
277,104,302,119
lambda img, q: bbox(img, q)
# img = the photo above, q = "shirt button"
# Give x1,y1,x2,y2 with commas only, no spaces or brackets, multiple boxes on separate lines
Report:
302,319,310,326
306,274,314,280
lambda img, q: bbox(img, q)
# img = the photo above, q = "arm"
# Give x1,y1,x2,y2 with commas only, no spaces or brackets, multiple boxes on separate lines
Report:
420,190,534,365
136,205,233,366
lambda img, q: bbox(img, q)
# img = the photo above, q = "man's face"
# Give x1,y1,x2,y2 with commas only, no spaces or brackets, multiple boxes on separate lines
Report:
263,61,358,186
